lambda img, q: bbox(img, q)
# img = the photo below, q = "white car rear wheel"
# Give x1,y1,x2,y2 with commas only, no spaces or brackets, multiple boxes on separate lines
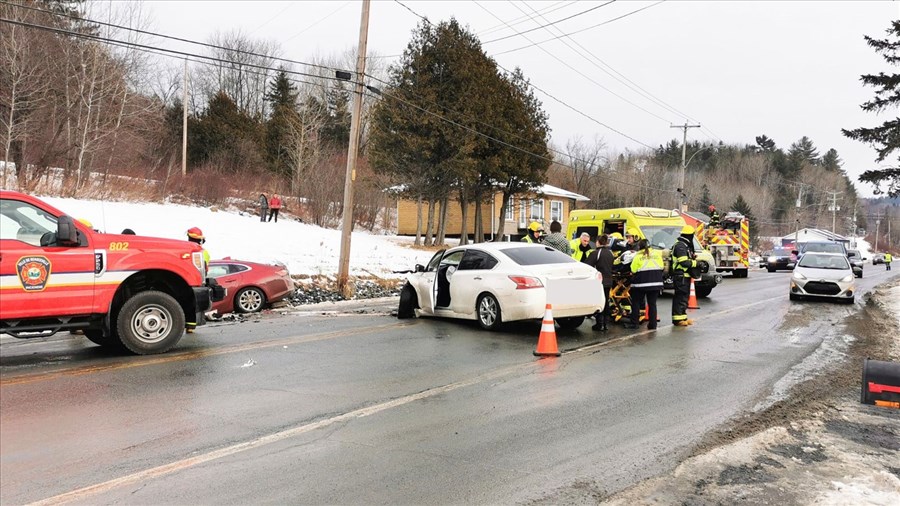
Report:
476,293,501,331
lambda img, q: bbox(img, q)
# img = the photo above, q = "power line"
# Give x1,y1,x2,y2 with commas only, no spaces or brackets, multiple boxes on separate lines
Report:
481,1,616,44
0,17,348,85
492,1,667,57
371,87,676,194
512,0,705,131
478,1,574,37
284,1,353,43
0,0,351,75
476,1,673,125
392,0,657,149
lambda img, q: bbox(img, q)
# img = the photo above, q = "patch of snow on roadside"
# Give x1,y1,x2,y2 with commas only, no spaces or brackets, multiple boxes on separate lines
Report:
39,196,437,279
820,473,900,506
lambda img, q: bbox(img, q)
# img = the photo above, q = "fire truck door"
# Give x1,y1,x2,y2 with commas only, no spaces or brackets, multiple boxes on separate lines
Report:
0,199,95,319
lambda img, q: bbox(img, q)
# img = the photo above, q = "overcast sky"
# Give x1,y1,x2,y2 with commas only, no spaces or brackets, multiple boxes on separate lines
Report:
143,1,898,197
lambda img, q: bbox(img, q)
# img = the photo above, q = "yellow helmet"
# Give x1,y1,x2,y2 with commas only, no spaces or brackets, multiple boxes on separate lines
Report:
681,225,695,235
528,221,543,232
626,228,640,238
610,232,624,240
78,218,93,229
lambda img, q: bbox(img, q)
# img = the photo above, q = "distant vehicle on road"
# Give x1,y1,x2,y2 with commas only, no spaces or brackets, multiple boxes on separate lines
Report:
765,248,796,272
397,243,604,330
208,259,294,314
847,249,865,278
789,252,855,303
872,253,885,265
800,241,848,256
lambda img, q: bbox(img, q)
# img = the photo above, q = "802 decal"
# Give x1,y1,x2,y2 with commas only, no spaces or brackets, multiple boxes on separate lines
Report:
109,242,129,251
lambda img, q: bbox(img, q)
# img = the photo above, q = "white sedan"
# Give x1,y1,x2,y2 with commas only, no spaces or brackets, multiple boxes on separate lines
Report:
397,242,605,330
789,252,856,304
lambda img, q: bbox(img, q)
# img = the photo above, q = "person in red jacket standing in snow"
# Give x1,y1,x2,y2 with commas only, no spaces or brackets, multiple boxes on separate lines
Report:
268,194,282,222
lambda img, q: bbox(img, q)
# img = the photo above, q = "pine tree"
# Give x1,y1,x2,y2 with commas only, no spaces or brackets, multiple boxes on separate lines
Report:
821,148,843,172
843,20,900,196
788,136,820,166
755,135,776,152
264,68,299,177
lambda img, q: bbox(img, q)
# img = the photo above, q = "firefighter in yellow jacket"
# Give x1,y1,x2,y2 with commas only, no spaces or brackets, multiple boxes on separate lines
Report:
671,225,697,327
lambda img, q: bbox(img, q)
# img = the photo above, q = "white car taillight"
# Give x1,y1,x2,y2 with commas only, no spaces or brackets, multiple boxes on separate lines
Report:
509,275,543,289
596,272,603,284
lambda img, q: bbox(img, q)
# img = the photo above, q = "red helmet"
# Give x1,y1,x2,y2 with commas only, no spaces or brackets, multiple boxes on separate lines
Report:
187,227,205,241
708,205,716,211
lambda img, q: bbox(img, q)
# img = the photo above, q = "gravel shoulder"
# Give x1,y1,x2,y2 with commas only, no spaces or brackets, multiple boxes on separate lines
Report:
603,280,900,505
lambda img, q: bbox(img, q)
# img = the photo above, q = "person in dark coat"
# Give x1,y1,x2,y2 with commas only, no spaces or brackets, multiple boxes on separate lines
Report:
259,193,269,222
586,234,615,331
671,225,698,326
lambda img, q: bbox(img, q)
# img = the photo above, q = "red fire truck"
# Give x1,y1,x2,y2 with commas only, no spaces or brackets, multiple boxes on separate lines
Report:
0,191,224,354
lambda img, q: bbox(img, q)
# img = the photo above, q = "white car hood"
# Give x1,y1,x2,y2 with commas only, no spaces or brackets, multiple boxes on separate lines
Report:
794,266,851,281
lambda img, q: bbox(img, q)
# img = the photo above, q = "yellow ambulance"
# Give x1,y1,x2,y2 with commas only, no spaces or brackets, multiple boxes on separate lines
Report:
566,207,722,297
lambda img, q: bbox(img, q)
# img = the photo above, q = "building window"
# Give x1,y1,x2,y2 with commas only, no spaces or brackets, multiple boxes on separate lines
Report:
519,198,526,227
550,200,563,222
505,197,514,221
529,199,544,221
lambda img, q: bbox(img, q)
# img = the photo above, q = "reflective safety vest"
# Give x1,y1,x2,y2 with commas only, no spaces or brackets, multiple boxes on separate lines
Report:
570,239,593,262
522,235,534,243
630,249,664,288
886,253,893,263
671,237,696,278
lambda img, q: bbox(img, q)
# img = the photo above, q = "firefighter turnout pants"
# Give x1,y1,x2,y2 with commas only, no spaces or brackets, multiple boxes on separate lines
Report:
672,276,690,323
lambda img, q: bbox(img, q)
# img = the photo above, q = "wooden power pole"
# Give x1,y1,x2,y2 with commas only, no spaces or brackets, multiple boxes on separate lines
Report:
337,0,371,298
182,58,188,176
670,122,700,212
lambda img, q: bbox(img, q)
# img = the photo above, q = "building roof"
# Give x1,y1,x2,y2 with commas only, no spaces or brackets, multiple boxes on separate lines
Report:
779,228,848,242
385,183,590,201
537,184,590,201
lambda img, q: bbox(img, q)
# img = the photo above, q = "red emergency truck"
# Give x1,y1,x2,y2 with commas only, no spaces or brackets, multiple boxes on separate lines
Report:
0,191,224,354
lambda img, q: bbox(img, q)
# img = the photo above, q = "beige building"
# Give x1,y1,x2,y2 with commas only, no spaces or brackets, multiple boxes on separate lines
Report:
396,184,590,240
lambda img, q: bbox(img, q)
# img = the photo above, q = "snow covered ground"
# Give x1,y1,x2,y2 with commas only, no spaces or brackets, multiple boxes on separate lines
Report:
39,196,445,280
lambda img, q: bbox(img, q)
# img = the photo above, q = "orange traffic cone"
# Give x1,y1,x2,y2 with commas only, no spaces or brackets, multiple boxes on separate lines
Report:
534,304,561,357
687,279,700,310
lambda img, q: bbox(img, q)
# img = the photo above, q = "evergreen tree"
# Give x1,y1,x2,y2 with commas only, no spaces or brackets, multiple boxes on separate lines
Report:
264,68,299,177
843,20,900,196
321,83,351,148
788,136,820,166
755,135,776,152
190,91,262,172
821,148,843,172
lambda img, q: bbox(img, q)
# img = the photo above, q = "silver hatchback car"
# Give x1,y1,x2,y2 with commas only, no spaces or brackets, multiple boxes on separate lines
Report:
789,252,856,304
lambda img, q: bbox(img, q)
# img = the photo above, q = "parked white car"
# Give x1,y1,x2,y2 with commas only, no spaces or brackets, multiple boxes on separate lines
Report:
397,243,605,330
789,252,856,304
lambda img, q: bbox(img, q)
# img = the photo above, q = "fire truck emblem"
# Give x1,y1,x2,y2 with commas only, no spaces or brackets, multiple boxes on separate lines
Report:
16,256,52,291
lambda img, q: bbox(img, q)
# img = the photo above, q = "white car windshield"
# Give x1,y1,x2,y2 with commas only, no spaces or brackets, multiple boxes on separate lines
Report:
798,254,849,270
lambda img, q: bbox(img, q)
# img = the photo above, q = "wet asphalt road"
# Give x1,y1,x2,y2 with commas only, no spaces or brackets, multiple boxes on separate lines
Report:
2,266,898,505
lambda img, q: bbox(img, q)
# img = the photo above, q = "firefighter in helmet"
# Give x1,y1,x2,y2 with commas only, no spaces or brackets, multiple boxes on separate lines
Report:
186,227,210,334
186,227,210,264
671,225,697,327
708,205,721,228
522,221,544,243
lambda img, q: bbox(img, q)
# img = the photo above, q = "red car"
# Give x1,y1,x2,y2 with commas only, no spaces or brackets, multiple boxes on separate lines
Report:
208,258,294,315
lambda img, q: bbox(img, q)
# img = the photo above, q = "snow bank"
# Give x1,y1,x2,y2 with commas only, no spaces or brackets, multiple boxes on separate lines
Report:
40,197,439,279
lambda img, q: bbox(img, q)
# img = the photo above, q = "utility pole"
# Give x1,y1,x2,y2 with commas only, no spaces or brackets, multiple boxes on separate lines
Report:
875,217,880,252
826,190,842,235
182,58,188,176
670,123,700,212
336,0,371,299
794,184,803,246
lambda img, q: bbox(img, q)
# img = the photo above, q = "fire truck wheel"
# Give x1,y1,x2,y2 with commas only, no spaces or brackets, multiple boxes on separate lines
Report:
116,291,185,355
695,286,713,298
